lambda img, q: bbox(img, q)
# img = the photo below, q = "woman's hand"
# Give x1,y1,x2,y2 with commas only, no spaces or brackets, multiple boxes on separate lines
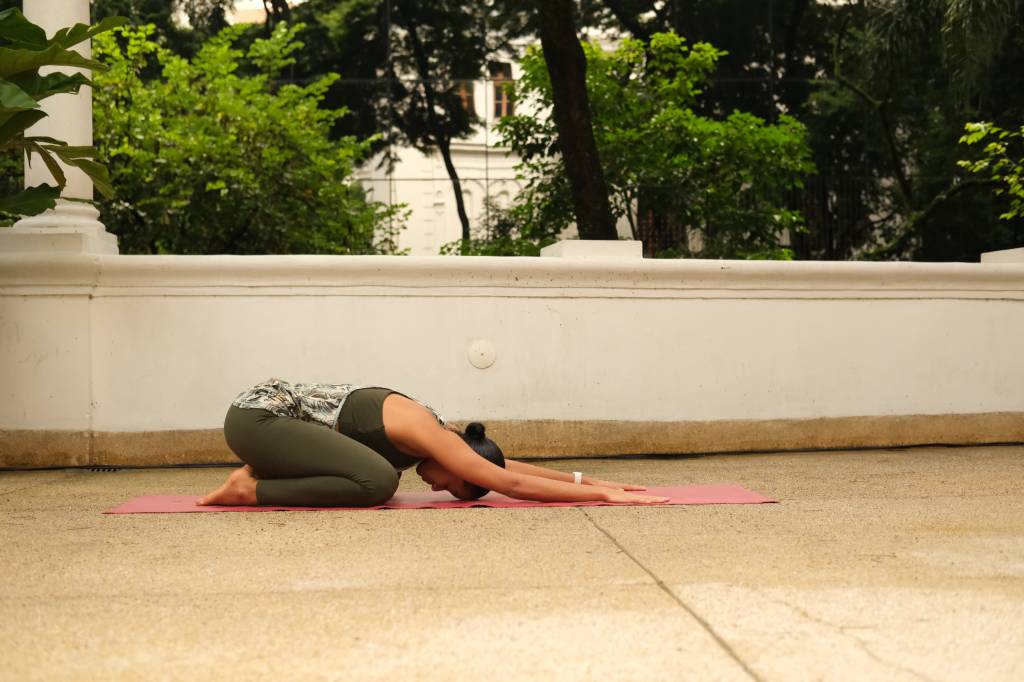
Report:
601,489,670,505
584,476,647,491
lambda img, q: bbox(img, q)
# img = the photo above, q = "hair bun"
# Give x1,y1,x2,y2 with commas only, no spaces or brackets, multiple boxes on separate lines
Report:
465,422,487,440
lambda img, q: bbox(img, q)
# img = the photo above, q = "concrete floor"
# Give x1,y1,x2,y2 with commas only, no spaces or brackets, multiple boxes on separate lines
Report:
2,445,1023,682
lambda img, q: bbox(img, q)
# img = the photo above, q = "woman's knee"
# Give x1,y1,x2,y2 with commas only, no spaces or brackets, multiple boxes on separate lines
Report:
361,466,400,505
315,469,397,507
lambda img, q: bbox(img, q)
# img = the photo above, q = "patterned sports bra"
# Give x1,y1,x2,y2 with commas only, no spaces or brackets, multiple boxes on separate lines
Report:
231,378,446,430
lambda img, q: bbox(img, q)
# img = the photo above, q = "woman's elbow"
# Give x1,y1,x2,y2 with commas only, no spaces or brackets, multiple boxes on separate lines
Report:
499,473,530,499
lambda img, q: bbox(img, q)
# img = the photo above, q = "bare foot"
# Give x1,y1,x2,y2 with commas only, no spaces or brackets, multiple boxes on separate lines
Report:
197,465,258,506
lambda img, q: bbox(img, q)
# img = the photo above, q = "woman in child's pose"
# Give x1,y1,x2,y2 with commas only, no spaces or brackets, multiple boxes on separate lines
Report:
199,378,669,507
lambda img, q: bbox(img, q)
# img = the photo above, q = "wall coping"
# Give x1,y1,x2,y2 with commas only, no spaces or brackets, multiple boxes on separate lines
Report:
2,254,1023,299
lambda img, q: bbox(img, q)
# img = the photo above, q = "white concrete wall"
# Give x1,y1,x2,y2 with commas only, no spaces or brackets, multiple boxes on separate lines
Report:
2,253,1023,436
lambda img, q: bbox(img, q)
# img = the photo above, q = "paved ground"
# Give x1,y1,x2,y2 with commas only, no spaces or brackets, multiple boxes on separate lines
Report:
2,445,1023,682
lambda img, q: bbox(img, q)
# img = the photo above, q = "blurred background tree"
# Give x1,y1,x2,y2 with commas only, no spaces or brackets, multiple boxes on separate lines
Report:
287,0,513,242
959,121,1024,221
92,23,403,254
4,0,1019,260
499,32,814,258
585,0,1024,260
91,0,231,57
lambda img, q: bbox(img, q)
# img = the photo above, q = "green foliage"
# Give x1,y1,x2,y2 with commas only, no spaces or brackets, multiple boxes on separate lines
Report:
0,8,125,223
379,1,489,155
866,0,1018,105
581,2,1024,260
0,144,19,208
289,0,510,149
817,0,1024,260
92,24,405,254
959,122,1024,220
90,0,231,59
497,32,815,259
284,0,390,146
440,198,562,256
290,0,499,241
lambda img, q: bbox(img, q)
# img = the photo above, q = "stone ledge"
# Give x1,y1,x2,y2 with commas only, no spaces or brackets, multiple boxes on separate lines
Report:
2,253,1023,297
981,247,1024,263
0,430,92,468
540,240,643,259
3,412,1022,467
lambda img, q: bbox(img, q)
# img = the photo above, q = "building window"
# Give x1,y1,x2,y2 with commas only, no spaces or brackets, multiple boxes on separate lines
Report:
456,80,475,116
489,62,513,119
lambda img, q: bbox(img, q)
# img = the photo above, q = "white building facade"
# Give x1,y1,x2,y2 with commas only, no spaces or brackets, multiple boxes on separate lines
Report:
225,3,530,255
356,64,527,255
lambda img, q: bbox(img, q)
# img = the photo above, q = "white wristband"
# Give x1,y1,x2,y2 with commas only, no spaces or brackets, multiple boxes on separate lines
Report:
573,471,583,485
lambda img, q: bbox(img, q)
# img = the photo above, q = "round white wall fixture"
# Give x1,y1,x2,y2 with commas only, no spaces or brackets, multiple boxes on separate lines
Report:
468,340,496,369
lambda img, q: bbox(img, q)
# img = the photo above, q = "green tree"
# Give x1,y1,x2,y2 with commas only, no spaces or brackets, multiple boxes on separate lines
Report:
821,0,1024,260
90,0,231,58
498,32,814,258
960,121,1024,221
439,196,563,255
290,0,501,243
533,0,618,241
92,23,404,254
384,0,487,242
286,0,391,145
260,0,293,31
0,150,18,216
590,1,1024,260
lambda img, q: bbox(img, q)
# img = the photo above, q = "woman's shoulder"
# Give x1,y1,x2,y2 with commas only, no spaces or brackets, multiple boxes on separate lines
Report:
387,390,447,427
381,393,451,456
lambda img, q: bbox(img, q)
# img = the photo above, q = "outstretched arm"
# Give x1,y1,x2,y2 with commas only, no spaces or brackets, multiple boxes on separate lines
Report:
505,459,648,491
438,432,666,504
394,406,666,504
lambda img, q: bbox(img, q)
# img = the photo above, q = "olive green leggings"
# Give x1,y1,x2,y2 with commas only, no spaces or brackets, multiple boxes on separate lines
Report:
223,404,401,507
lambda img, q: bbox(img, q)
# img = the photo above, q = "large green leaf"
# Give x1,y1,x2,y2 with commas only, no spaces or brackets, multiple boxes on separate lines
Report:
0,78,38,113
17,137,102,160
0,108,46,143
8,71,90,101
45,143,98,160
24,141,67,188
66,157,114,199
6,136,113,198
50,17,129,50
0,9,47,50
31,146,65,186
19,135,66,146
0,43,105,80
0,183,59,216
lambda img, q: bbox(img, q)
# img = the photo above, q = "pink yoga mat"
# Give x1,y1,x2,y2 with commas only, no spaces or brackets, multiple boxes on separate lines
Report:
104,485,775,514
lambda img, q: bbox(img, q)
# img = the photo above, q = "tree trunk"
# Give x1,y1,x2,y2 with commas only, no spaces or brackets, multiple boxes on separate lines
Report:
536,0,618,240
405,20,472,242
438,136,472,242
262,0,291,26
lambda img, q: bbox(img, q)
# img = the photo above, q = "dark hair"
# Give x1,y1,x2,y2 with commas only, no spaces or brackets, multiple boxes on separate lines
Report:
458,422,505,499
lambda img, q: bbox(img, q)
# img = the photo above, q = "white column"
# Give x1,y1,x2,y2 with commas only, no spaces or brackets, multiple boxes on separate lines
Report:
0,0,118,254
